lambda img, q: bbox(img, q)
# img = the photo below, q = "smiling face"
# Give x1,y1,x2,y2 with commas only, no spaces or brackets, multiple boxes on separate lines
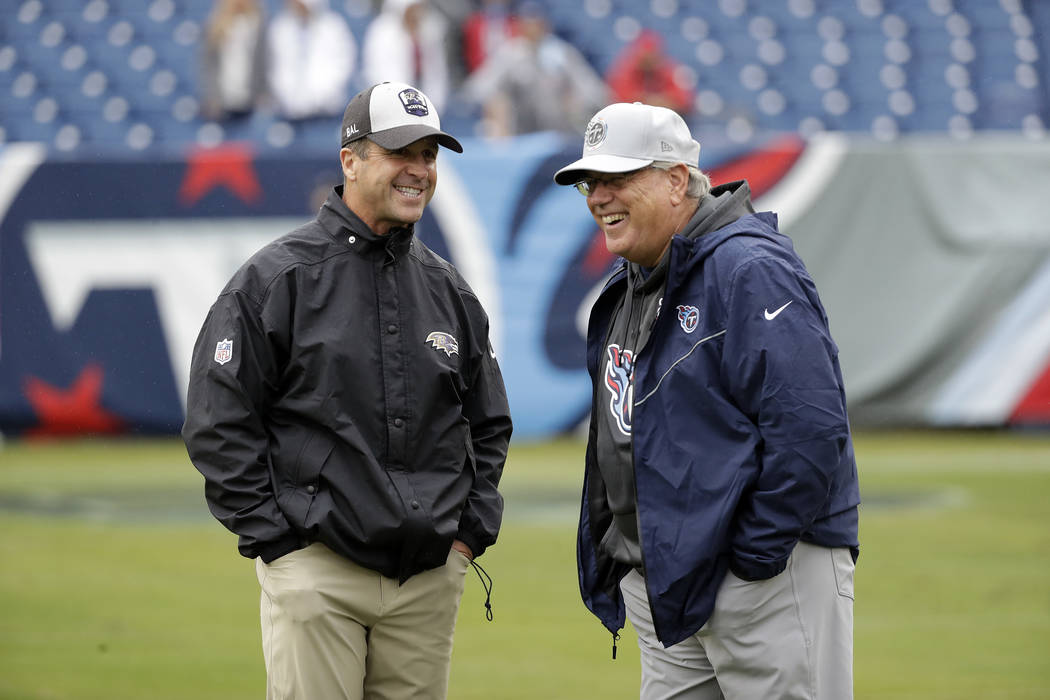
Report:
341,136,439,235
584,165,688,267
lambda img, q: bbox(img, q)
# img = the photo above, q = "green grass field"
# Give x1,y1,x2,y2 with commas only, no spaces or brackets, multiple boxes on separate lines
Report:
1,431,1048,699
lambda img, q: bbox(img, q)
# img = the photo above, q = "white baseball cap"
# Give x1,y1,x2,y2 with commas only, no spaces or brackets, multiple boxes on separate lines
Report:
553,103,700,185
341,81,463,153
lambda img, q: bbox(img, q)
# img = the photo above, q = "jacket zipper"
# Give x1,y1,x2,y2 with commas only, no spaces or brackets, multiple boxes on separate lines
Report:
627,270,666,647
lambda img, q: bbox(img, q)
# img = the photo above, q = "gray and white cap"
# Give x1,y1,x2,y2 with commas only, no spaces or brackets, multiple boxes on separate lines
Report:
340,81,463,153
553,102,700,185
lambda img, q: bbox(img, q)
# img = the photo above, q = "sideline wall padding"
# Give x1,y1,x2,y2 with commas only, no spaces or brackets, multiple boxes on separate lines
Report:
1,133,1047,439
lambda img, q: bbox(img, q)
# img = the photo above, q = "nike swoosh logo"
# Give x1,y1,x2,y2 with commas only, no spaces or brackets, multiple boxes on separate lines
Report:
764,301,793,320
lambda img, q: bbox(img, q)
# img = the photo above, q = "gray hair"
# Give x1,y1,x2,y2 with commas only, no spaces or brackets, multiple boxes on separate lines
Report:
652,161,711,200
346,138,372,160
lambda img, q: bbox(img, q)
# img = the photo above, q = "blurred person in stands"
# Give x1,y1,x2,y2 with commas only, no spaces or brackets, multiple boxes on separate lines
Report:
461,0,519,75
458,1,608,138
457,0,607,137
266,0,357,120
606,30,694,117
201,0,267,121
362,0,452,111
183,81,512,700
553,102,860,698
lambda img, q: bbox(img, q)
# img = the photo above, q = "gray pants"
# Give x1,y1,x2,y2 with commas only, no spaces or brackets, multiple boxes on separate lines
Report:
620,542,855,700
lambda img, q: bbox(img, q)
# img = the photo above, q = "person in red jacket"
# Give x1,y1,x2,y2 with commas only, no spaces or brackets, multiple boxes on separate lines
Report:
461,0,519,74
606,30,695,117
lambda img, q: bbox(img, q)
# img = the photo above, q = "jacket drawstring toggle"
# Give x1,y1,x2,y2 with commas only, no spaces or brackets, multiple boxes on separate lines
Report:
470,559,494,622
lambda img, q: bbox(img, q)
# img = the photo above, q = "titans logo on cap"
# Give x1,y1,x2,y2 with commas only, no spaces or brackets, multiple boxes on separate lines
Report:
584,117,607,150
399,88,429,117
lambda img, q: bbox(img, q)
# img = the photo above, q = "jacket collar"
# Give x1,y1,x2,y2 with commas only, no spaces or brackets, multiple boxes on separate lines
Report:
621,180,756,295
318,186,415,260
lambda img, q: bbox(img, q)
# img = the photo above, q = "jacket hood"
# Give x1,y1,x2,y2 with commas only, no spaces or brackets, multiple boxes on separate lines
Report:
624,179,764,294
678,179,786,264
685,179,755,240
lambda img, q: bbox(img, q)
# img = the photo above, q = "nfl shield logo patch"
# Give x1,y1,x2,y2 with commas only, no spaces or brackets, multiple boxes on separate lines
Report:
214,338,233,365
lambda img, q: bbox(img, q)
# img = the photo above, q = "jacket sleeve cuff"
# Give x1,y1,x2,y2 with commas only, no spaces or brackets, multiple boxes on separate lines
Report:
729,555,787,582
455,530,486,560
254,533,302,564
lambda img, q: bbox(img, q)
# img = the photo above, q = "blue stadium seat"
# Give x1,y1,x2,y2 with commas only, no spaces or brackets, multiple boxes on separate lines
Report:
0,0,1045,151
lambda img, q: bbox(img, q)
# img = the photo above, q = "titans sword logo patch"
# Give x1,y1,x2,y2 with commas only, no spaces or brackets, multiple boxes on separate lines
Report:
604,344,634,435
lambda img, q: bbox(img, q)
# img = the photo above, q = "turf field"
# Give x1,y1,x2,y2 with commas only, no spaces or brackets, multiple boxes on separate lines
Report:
1,431,1048,699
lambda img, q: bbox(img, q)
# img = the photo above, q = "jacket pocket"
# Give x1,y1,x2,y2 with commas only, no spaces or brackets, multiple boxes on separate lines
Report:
278,433,335,528
294,432,334,489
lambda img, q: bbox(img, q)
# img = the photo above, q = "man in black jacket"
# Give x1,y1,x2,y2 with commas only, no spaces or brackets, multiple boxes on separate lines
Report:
182,81,512,700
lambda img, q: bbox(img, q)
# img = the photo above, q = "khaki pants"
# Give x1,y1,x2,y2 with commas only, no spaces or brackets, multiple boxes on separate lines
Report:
256,542,470,700
621,542,855,700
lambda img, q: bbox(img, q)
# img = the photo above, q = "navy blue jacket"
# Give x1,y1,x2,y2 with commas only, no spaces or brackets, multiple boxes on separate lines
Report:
578,195,860,647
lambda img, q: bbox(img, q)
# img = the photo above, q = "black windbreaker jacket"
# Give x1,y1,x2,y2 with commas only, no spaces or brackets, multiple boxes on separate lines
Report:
183,187,512,581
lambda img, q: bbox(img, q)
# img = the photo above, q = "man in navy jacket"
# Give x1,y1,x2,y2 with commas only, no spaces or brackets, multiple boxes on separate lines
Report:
554,102,860,699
